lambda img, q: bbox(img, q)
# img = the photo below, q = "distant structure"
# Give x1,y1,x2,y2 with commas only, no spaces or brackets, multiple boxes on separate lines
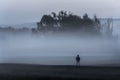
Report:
106,18,113,37
101,18,114,38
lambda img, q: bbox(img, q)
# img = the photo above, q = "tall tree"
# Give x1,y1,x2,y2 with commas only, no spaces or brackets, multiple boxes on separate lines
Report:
37,11,101,34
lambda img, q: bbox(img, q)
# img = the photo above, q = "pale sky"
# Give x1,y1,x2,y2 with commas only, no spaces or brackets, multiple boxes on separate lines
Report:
0,0,120,24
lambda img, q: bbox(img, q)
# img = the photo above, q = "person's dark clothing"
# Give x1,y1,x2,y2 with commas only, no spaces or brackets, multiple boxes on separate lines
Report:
76,55,80,65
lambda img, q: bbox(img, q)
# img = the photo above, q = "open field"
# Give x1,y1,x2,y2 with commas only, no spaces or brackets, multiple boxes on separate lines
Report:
0,64,120,80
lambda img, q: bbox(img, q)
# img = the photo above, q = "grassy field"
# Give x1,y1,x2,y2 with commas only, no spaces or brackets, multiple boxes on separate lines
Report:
0,64,120,80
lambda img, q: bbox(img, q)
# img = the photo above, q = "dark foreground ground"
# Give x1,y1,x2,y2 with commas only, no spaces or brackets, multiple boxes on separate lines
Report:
0,64,120,80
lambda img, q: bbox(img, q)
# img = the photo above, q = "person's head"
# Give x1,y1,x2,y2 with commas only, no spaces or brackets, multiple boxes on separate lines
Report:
77,54,79,57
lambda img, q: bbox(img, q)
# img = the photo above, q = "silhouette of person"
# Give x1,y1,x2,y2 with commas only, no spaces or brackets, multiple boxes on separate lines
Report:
76,54,80,66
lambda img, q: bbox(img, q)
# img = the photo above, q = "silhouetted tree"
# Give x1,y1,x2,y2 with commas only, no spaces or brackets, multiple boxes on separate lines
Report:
39,15,56,31
37,11,101,34
94,15,100,24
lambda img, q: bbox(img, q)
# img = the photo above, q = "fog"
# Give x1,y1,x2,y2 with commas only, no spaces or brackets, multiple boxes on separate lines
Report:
0,32,120,66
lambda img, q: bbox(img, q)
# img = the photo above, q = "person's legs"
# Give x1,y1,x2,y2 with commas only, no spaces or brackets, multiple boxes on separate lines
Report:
76,61,78,65
76,61,79,66
76,60,80,66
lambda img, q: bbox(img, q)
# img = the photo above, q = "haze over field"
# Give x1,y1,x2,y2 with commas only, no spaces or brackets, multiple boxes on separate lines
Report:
0,33,119,65
0,0,120,66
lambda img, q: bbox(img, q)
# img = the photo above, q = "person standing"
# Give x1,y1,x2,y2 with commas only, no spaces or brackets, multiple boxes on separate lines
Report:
76,54,80,66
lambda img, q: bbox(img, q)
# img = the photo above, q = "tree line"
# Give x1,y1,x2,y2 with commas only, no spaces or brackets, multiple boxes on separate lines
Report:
37,11,101,34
